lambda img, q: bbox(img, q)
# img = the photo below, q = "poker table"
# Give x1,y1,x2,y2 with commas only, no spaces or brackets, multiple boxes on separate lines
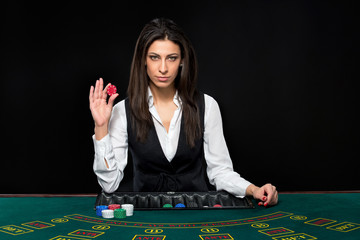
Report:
1,192,359,240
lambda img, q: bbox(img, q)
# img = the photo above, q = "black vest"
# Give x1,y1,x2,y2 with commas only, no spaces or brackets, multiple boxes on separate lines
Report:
125,94,211,192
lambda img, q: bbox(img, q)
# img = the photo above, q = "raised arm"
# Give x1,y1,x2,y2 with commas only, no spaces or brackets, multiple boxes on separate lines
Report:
90,78,128,193
89,78,119,140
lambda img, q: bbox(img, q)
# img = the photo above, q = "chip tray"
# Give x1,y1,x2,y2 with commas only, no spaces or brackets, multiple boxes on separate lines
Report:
95,191,254,210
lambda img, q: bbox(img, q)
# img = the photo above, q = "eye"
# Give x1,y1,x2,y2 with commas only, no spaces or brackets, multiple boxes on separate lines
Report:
168,56,178,62
149,55,159,60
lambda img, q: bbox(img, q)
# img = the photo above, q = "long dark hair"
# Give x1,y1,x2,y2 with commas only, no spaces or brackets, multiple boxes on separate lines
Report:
127,18,201,148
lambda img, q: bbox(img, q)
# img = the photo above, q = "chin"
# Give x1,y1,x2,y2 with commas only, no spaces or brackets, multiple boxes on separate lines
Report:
150,79,175,89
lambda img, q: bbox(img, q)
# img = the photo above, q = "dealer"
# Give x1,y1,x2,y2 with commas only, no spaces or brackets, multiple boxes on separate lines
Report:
89,18,278,207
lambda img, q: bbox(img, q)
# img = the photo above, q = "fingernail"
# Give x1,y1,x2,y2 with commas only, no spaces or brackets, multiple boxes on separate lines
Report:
258,202,262,206
264,203,268,207
262,197,266,201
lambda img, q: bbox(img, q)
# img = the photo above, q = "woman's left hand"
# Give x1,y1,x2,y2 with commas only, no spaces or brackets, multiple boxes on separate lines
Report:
252,183,278,207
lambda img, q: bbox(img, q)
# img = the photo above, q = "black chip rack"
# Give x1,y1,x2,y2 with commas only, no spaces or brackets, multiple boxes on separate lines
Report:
95,191,254,210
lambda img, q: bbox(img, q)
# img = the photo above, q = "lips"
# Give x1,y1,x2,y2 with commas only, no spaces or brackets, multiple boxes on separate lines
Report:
156,76,170,81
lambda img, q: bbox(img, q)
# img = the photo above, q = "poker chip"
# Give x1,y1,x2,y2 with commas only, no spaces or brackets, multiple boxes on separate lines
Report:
108,204,121,210
96,205,108,210
175,203,186,208
96,205,108,216
163,204,173,208
121,204,134,216
102,209,114,219
107,84,117,96
213,204,222,208
114,208,126,219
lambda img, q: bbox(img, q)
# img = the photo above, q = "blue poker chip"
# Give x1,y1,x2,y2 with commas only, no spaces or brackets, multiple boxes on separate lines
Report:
96,205,108,216
96,205,108,210
175,203,186,208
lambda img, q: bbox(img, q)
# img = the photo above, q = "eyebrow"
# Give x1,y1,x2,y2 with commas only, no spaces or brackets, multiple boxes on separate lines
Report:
148,52,180,57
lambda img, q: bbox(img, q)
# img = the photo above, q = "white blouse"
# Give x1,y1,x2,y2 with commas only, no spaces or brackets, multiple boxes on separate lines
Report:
93,89,252,197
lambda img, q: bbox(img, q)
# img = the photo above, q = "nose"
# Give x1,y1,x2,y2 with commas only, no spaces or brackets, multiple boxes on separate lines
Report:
159,59,168,75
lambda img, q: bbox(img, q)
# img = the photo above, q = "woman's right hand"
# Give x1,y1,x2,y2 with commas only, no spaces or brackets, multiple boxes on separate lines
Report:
89,78,119,140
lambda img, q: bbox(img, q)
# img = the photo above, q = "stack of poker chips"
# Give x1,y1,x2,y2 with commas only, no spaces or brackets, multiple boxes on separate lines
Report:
101,209,114,219
108,204,121,210
175,203,186,208
96,205,108,216
114,208,126,218
121,204,134,216
96,204,134,219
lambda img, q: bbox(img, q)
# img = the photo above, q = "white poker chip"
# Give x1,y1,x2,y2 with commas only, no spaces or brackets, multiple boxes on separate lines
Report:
102,209,114,218
121,204,134,216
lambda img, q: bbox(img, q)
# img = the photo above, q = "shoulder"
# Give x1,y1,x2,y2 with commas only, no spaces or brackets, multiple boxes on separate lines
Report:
112,99,126,116
202,93,221,125
108,99,128,138
109,99,127,128
203,93,220,111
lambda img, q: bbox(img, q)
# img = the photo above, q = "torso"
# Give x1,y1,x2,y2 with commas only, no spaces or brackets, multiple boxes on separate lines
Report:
125,93,211,192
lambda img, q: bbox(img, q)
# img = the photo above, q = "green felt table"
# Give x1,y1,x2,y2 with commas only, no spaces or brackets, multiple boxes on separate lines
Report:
0,193,359,240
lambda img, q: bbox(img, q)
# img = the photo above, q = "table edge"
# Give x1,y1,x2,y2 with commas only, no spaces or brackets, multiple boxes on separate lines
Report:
0,190,359,198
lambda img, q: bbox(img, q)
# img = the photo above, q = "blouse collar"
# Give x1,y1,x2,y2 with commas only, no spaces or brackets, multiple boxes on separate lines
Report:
147,87,181,109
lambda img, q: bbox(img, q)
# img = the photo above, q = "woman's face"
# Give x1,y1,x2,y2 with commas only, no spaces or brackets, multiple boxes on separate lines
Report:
146,39,182,90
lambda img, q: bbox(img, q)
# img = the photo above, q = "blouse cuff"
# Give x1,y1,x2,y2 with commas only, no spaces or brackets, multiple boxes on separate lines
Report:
235,181,252,198
92,134,113,171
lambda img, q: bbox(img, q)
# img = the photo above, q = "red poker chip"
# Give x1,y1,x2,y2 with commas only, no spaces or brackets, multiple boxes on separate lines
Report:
108,204,121,210
107,84,117,96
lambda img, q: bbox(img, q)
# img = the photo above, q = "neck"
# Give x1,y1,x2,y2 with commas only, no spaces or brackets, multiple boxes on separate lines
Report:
149,82,176,104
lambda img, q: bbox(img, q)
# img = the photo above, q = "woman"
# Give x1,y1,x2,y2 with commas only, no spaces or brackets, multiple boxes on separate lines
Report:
89,18,278,207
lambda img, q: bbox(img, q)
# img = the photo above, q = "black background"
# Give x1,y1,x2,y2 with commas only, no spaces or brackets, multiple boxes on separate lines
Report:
2,0,358,193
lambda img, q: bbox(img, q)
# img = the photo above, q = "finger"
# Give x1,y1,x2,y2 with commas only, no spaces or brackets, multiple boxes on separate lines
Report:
98,78,104,99
264,186,276,206
253,187,267,207
94,79,100,99
270,190,278,205
262,196,270,207
108,93,119,107
89,85,94,104
265,193,273,206
255,188,266,202
102,83,111,100
266,194,277,206
272,194,278,205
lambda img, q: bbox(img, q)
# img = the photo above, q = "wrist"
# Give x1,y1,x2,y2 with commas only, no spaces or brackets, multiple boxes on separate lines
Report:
246,184,260,197
94,125,108,140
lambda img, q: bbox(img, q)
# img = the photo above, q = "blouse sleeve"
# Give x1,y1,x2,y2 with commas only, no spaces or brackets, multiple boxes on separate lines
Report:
92,100,128,193
203,94,252,197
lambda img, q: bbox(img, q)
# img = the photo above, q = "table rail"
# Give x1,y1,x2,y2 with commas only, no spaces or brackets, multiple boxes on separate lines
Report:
0,190,359,198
